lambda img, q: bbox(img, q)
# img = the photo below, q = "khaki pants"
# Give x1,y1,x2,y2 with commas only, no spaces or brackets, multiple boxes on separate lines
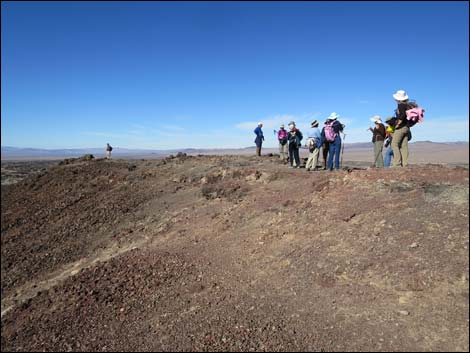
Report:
374,140,384,168
305,148,320,170
279,143,288,161
391,126,409,167
106,151,111,159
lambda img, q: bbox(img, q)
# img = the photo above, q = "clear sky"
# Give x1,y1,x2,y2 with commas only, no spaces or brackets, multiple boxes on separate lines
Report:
2,1,469,149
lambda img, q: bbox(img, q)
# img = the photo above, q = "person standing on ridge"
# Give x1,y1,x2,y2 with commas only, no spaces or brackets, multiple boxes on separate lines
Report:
287,121,303,168
106,143,113,159
391,89,420,167
254,122,264,156
321,112,345,171
368,115,386,168
277,124,289,162
384,117,396,167
305,120,322,171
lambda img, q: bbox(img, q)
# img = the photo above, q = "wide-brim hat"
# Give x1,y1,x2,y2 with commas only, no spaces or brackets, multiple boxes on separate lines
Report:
310,120,319,127
393,90,409,101
370,115,382,124
327,112,339,120
385,117,395,123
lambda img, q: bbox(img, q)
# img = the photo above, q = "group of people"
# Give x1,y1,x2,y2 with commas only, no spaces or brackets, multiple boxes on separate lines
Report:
254,89,423,170
255,112,345,171
367,90,424,168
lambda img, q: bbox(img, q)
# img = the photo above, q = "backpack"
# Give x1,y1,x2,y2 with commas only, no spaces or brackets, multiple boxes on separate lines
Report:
324,121,338,142
306,137,320,153
278,130,288,145
288,129,302,147
405,101,424,127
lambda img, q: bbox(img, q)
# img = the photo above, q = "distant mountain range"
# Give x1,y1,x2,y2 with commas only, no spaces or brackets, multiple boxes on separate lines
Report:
1,141,468,159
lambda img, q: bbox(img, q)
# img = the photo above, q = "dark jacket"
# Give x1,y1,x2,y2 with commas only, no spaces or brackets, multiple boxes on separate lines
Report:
372,123,386,142
287,128,303,147
395,101,418,129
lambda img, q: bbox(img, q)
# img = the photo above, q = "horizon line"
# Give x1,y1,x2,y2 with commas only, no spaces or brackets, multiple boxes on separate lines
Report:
1,140,469,151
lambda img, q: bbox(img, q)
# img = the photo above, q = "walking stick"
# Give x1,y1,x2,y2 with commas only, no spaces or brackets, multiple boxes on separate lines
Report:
340,133,346,169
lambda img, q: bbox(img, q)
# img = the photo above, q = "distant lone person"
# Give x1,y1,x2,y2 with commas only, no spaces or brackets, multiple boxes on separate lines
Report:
254,122,264,156
106,143,113,159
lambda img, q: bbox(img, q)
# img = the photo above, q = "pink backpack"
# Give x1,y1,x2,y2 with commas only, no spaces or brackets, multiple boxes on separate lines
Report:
324,121,337,142
278,129,288,144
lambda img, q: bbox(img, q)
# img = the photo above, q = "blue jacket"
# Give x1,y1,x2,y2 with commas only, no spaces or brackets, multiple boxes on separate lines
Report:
254,126,264,139
254,126,264,146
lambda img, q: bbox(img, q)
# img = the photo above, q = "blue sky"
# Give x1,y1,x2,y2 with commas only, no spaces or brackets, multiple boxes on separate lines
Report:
2,1,469,149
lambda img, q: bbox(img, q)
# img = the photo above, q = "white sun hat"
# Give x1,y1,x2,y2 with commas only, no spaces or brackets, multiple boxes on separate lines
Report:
327,112,340,120
258,122,263,126
370,115,382,124
393,90,409,101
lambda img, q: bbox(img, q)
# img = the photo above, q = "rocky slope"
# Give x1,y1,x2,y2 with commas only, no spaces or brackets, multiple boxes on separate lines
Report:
1,155,469,351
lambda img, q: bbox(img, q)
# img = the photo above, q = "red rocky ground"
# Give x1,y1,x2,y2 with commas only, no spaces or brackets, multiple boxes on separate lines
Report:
1,155,469,351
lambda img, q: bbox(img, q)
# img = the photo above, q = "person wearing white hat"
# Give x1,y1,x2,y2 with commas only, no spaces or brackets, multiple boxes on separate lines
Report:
321,113,345,171
391,90,416,167
277,124,289,162
368,115,386,168
254,122,264,156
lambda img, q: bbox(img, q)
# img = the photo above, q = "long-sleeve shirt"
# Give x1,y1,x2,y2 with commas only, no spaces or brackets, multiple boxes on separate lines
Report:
254,126,264,147
254,126,264,139
307,127,322,148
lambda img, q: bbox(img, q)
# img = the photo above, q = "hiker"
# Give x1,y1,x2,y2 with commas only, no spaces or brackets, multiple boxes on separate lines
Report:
287,121,303,168
368,115,386,168
277,124,289,162
305,120,322,171
384,117,396,168
254,122,264,156
320,128,330,170
391,90,423,167
321,112,345,171
106,143,113,159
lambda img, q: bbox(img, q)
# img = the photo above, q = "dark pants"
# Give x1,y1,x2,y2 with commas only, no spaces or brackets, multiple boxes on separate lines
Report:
255,136,263,156
322,141,330,168
289,144,301,167
327,136,341,170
